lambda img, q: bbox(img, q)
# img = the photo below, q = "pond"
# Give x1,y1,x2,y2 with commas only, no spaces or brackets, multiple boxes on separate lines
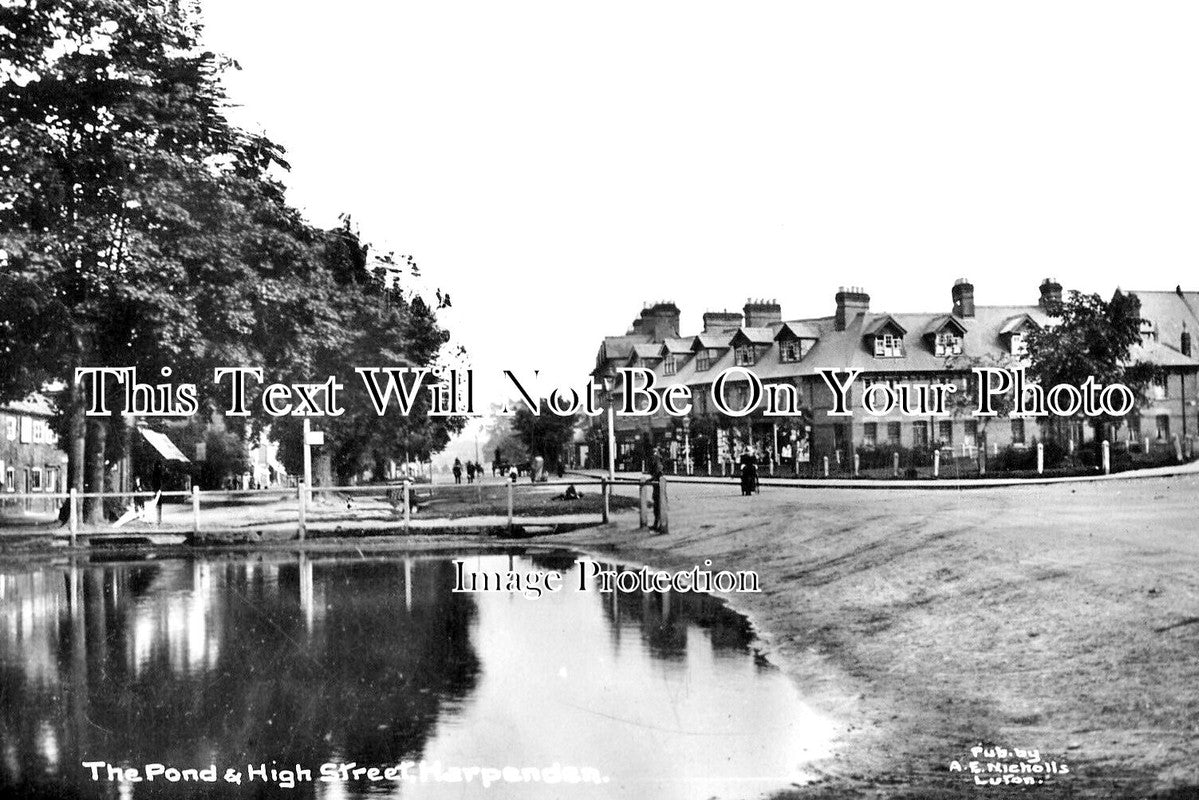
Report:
0,551,837,799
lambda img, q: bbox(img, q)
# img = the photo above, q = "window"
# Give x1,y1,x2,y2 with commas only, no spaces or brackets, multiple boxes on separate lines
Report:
663,355,678,376
1152,372,1168,400
874,334,904,358
19,416,32,444
963,420,978,449
912,421,929,448
696,350,713,371
30,469,42,491
45,467,58,493
780,340,802,363
1009,332,1027,357
1011,419,1025,444
5,415,16,441
1127,415,1141,440
938,421,953,446
1156,415,1170,441
734,345,754,366
862,422,877,448
934,332,962,357
886,422,901,445
833,424,850,454
3,467,12,491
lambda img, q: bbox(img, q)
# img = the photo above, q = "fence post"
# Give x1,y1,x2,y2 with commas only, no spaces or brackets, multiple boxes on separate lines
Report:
297,481,306,541
506,480,514,529
822,456,829,478
892,451,900,478
403,480,411,533
1037,442,1044,474
853,452,860,477
1102,439,1111,474
68,488,78,547
657,474,669,535
638,482,648,528
933,448,940,478
1144,435,1151,455
979,447,987,476
1173,434,1183,462
601,479,610,524
191,486,201,537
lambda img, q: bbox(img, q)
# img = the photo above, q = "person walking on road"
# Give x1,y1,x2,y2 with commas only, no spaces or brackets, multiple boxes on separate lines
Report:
452,458,463,485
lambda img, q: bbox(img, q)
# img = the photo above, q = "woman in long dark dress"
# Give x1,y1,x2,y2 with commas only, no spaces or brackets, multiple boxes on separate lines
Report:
739,449,758,496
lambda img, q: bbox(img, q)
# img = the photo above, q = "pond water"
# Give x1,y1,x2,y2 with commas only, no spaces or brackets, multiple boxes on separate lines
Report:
0,551,837,799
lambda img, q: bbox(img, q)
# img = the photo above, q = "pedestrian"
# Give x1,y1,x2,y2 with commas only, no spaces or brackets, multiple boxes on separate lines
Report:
466,461,476,484
452,458,463,485
649,450,664,530
739,448,759,496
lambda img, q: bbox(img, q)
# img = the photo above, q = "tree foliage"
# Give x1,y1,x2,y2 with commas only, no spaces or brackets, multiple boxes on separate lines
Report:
1,0,463,509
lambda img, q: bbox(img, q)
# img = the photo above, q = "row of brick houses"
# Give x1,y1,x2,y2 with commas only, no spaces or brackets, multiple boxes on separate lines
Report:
588,281,1199,472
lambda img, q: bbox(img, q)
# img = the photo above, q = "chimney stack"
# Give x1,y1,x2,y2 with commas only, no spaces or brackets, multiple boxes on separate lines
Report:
702,310,743,333
835,286,870,331
1183,323,1192,357
951,278,975,318
640,301,680,341
743,298,782,328
1039,278,1063,310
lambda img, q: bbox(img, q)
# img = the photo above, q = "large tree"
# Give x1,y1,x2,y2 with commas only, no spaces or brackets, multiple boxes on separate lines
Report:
1024,289,1154,442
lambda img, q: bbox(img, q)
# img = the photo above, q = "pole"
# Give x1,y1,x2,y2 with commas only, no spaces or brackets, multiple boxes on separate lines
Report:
657,474,669,535
191,485,201,537
1037,441,1044,474
606,404,616,480
403,480,411,533
302,417,313,506
506,480,514,529
639,482,649,528
69,487,78,546
1102,439,1111,474
601,479,610,524
933,449,940,478
297,480,307,541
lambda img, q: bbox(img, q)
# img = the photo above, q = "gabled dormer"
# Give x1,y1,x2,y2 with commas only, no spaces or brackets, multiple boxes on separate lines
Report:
730,327,774,366
998,314,1040,357
626,343,663,370
659,337,693,376
863,316,907,358
692,333,731,372
774,322,820,363
923,315,968,357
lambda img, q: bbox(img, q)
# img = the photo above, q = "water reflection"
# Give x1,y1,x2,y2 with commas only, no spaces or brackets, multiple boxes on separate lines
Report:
0,551,836,799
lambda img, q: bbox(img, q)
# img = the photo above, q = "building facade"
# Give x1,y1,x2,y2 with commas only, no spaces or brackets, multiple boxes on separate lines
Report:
0,395,68,506
590,281,1199,473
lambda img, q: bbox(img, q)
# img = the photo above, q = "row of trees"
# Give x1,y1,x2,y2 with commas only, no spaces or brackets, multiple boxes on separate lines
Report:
1,0,463,519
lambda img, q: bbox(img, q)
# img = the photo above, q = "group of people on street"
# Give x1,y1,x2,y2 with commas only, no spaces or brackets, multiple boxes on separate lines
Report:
451,458,487,485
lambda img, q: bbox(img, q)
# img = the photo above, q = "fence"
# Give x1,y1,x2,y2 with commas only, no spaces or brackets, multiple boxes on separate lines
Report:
0,475,671,546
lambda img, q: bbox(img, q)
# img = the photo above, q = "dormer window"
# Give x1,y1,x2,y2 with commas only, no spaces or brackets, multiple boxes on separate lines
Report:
663,354,678,376
780,340,802,363
874,334,904,358
1009,332,1027,357
934,331,962,357
696,349,715,371
734,344,768,366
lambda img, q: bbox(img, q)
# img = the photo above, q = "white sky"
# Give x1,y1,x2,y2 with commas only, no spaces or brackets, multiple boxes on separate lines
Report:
201,0,1199,402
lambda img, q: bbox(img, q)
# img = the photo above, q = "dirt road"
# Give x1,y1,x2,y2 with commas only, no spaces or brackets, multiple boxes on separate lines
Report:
551,475,1199,799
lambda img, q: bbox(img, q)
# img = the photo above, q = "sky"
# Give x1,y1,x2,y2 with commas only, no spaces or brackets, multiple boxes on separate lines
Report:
200,0,1199,410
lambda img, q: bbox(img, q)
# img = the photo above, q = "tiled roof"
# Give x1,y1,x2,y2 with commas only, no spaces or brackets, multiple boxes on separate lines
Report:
775,321,821,340
1128,289,1199,354
0,393,55,417
730,327,775,346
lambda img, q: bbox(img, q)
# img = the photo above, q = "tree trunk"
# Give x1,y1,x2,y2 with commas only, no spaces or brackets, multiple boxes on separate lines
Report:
84,418,107,524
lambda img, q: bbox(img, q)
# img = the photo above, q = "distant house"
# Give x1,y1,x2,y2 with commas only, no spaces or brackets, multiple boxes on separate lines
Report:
0,394,68,502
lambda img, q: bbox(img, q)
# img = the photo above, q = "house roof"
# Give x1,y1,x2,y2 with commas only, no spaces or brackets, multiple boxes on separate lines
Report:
629,343,663,361
775,321,821,340
1128,288,1199,354
862,314,908,336
694,332,733,350
0,393,55,417
660,337,694,354
922,314,968,337
730,327,775,346
998,313,1040,335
